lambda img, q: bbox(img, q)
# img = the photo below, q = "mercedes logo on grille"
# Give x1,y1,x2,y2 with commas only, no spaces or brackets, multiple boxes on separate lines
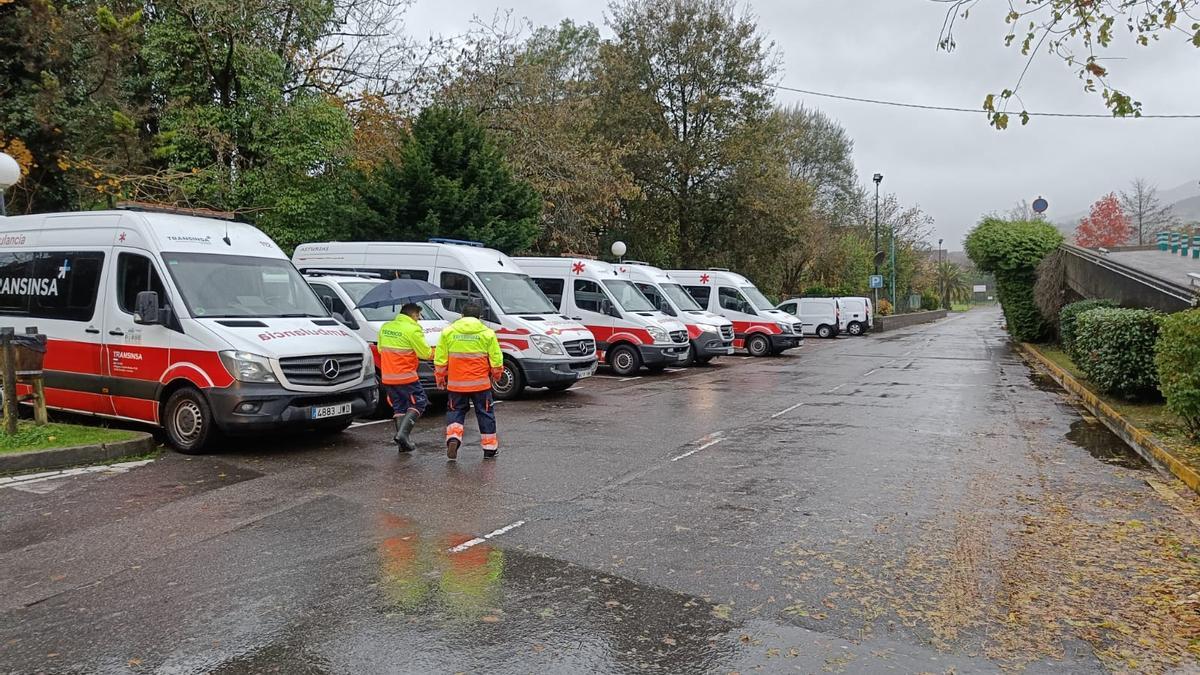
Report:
321,358,341,380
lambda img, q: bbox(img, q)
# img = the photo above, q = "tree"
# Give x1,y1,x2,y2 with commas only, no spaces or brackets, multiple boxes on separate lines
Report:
773,105,860,227
935,261,971,308
1075,193,1132,248
937,0,1200,127
1119,178,1176,245
597,0,779,265
358,106,542,253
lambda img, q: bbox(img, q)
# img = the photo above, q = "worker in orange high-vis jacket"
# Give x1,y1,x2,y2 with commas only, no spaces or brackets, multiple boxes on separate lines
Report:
379,303,432,453
434,302,504,461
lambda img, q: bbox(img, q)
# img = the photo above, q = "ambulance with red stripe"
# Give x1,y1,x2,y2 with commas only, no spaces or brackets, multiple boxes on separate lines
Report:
668,269,803,357
516,257,691,376
292,240,598,399
614,262,735,365
0,208,377,453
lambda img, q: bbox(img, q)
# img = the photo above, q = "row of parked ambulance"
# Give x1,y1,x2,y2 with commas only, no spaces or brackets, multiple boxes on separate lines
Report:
0,207,872,453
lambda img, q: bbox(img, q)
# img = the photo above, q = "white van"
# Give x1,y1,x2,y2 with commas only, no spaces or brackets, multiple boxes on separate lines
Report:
303,272,447,412
615,262,734,364
668,269,803,357
515,257,691,376
838,296,873,335
292,240,598,398
0,208,377,453
777,297,841,338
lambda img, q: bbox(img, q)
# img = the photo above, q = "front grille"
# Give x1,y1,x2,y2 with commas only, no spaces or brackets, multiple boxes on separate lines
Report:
564,339,596,357
670,330,688,344
279,353,363,387
719,325,734,341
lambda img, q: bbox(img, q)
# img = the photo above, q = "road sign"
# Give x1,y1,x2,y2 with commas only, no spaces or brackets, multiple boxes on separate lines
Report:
972,284,987,293
869,275,884,289
1032,197,1048,214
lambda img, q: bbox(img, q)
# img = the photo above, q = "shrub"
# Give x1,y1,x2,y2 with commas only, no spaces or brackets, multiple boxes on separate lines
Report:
1073,308,1160,399
1033,249,1066,330
1155,309,1200,438
802,285,834,297
920,290,940,311
877,298,893,316
1060,298,1117,359
964,217,1063,341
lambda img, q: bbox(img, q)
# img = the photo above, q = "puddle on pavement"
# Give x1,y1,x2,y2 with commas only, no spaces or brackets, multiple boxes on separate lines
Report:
1065,419,1149,470
1027,370,1064,393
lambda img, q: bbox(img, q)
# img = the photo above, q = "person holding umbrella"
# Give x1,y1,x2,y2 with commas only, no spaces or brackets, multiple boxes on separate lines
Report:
355,279,450,453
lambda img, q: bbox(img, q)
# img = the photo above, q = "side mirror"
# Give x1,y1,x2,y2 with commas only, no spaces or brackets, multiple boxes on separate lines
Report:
603,301,621,318
133,291,161,325
334,311,359,330
658,299,675,316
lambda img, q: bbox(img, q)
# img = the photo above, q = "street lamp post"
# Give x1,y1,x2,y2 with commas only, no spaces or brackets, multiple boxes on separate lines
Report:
938,237,944,309
872,173,882,307
0,153,22,217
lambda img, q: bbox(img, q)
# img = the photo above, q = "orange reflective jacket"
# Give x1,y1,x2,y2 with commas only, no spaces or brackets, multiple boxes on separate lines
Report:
378,314,432,385
434,317,503,393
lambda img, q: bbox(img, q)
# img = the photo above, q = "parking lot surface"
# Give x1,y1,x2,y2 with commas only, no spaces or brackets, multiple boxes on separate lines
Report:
1,307,1198,674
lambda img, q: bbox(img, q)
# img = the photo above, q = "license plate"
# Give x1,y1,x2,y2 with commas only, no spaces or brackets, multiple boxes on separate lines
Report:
311,403,352,420
577,363,598,379
723,347,735,355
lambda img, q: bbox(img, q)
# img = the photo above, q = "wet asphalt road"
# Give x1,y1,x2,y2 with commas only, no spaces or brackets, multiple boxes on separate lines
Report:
2,307,1199,674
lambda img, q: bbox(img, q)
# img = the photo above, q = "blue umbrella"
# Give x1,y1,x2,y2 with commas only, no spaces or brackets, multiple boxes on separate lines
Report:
355,279,450,309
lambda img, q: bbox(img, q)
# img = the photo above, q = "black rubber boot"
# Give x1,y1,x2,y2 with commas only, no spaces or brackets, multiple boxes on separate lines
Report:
392,416,403,445
446,438,460,461
396,410,419,453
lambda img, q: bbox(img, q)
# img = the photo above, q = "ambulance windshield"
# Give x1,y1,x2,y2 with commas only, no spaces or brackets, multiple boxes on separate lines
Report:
740,286,775,311
660,283,703,311
602,280,656,312
162,253,328,318
477,272,558,315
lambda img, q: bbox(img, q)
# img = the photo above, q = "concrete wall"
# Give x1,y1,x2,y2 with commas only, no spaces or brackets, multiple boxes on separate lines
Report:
875,309,947,332
1062,247,1195,313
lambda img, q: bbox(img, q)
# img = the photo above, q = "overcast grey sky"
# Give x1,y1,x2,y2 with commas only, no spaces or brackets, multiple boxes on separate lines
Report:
404,0,1199,250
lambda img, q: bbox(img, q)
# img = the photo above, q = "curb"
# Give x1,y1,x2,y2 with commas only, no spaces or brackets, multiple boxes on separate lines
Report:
1017,342,1200,496
0,433,158,474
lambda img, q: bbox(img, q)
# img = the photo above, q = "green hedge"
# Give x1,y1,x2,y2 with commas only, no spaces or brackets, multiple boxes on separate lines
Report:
1060,299,1117,360
964,218,1063,341
1155,309,1200,438
920,290,939,311
1073,308,1161,399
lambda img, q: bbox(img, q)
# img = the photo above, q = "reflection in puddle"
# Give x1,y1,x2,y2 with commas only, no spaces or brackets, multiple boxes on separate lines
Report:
1065,419,1149,470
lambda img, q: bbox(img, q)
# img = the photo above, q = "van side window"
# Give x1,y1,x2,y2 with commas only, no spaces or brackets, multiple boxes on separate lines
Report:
718,287,752,314
0,251,105,322
364,268,428,281
684,285,710,307
117,253,167,314
635,283,673,315
780,302,797,315
440,271,483,314
573,279,607,314
532,277,564,310
308,283,348,318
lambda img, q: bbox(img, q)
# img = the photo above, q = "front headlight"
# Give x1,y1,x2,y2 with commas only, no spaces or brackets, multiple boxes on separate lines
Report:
647,326,669,343
219,351,277,383
362,352,376,378
777,322,793,334
530,334,564,355
695,323,718,334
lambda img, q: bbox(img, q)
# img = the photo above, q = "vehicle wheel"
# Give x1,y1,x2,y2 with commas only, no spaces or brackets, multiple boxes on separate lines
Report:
848,321,864,336
608,344,642,376
546,382,574,392
163,387,216,454
694,355,714,365
680,346,696,367
746,333,771,357
816,324,834,339
372,378,393,418
491,358,524,400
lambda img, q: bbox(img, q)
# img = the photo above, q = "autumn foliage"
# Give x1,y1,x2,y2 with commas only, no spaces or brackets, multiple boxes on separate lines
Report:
1074,193,1132,248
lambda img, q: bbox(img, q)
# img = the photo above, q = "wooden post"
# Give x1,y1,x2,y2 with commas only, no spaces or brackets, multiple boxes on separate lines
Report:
2,328,16,435
25,326,46,425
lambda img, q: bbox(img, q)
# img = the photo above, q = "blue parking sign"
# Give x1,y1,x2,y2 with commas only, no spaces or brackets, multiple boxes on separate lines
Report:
869,275,884,289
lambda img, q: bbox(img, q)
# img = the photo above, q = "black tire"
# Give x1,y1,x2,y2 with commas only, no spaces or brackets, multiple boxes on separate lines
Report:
847,321,864,336
746,333,771,357
163,387,216,454
608,343,642,376
491,357,524,400
372,378,393,418
694,355,714,365
816,324,834,339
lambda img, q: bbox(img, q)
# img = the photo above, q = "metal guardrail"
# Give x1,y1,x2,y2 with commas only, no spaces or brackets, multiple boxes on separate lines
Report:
1060,243,1199,308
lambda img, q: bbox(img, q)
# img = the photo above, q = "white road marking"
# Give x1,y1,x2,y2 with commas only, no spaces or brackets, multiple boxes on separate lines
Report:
663,368,684,373
0,459,155,491
618,376,643,382
770,402,805,419
565,386,582,392
863,368,879,377
349,418,392,428
447,520,526,553
670,433,726,462
826,383,847,393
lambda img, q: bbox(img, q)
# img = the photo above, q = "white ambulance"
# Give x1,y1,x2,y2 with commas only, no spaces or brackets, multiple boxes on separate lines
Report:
668,269,803,356
614,262,734,364
0,208,377,453
303,272,447,414
515,257,691,376
292,240,598,398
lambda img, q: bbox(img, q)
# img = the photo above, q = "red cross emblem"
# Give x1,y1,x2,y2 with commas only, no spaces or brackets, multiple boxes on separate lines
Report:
546,328,561,336
118,232,127,242
571,261,585,274
619,267,627,273
700,274,710,284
